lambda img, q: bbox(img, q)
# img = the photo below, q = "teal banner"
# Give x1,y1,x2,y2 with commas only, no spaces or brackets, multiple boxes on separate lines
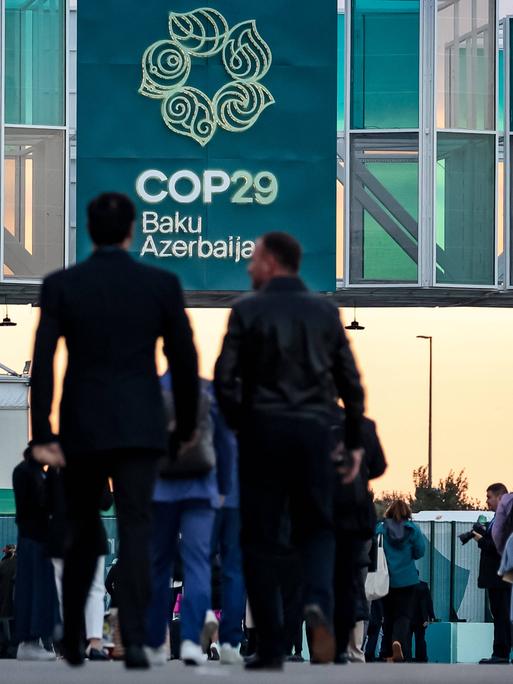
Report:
77,1,337,291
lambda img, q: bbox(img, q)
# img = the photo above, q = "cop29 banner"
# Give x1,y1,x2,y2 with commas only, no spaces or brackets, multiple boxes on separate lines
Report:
77,1,337,291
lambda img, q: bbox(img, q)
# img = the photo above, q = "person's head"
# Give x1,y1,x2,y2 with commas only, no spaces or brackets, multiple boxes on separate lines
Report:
87,193,136,248
486,483,508,512
385,499,412,523
248,232,302,290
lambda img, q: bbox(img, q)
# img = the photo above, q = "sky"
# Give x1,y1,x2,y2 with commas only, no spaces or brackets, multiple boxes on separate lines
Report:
1,303,512,503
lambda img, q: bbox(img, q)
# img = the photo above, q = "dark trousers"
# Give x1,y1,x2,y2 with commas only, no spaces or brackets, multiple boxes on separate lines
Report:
238,414,334,660
62,450,158,648
278,551,304,656
14,537,59,643
211,507,246,647
488,586,512,659
382,585,417,658
365,599,384,662
333,534,368,656
412,624,428,662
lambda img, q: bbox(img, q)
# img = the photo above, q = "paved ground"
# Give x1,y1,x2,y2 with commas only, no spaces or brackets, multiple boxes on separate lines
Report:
0,661,511,684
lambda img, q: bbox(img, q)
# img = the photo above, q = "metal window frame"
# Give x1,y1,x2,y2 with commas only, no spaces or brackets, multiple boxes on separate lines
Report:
0,0,5,284
1,0,69,284
344,0,423,288
433,0,499,290
505,16,512,288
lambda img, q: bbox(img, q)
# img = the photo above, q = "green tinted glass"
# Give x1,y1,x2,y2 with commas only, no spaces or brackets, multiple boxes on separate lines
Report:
351,0,420,129
498,48,504,132
5,0,65,126
436,133,495,285
338,13,345,131
350,134,418,283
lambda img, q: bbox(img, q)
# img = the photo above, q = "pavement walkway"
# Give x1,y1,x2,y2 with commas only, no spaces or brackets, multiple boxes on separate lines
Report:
0,661,511,684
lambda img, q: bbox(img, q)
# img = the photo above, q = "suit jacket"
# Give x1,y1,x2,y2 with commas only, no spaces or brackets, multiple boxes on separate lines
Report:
214,276,364,448
31,247,198,455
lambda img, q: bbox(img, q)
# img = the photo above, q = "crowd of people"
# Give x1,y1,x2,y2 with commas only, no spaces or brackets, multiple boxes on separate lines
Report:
0,192,509,670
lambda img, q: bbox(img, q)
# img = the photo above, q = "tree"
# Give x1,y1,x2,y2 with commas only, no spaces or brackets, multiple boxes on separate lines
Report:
410,466,481,512
374,466,482,516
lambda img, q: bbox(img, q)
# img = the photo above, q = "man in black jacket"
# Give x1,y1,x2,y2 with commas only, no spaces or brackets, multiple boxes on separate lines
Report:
215,232,365,669
476,483,511,665
30,193,198,668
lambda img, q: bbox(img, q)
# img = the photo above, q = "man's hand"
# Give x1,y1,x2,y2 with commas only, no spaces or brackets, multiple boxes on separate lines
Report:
472,531,483,542
32,443,66,468
337,448,364,485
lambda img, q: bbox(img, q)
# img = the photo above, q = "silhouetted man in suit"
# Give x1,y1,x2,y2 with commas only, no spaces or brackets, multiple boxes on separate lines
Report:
31,193,198,669
215,232,365,669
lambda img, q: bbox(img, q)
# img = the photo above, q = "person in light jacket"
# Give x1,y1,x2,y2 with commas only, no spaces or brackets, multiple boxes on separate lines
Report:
376,500,425,663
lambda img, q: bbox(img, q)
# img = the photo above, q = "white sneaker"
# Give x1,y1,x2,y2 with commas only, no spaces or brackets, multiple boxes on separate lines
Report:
17,640,56,661
220,643,243,664
144,645,167,666
181,640,206,666
200,609,219,652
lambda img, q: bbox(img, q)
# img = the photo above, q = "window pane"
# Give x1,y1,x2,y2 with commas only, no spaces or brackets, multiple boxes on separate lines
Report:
436,0,495,131
3,129,65,279
436,133,495,285
338,13,345,131
350,133,418,283
498,47,504,132
351,0,420,129
5,0,65,126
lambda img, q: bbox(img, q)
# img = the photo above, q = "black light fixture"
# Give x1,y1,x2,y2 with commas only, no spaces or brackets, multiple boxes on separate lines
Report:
345,305,365,331
0,296,17,327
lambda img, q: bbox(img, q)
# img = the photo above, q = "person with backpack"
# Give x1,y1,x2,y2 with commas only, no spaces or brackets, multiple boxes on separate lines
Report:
144,374,234,667
376,500,425,663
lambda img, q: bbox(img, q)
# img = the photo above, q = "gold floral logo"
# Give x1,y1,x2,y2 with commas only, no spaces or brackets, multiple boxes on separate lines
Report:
139,8,274,146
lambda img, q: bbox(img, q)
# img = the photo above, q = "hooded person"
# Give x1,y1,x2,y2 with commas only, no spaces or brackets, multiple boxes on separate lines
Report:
375,500,425,663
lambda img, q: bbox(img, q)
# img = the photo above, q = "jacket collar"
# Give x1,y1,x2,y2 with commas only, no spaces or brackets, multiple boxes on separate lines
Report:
90,246,132,259
261,276,308,294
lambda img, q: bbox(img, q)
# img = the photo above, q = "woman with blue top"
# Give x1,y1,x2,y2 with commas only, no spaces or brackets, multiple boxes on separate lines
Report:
376,500,425,663
144,373,234,667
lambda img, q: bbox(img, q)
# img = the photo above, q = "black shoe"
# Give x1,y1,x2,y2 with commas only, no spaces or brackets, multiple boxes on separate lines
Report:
479,656,510,664
287,653,305,663
87,647,109,661
124,645,150,669
334,653,348,665
245,654,284,671
304,604,335,664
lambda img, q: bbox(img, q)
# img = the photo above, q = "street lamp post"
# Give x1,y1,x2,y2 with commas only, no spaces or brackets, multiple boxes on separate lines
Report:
417,335,433,488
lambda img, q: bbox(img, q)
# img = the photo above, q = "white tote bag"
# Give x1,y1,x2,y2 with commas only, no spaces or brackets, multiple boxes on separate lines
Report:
365,534,389,601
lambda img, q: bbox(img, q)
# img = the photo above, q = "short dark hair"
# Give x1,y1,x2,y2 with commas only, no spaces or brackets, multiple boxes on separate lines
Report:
261,232,302,273
487,483,508,496
87,193,136,246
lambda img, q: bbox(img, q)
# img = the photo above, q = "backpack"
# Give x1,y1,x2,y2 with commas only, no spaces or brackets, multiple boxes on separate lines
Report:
158,380,216,479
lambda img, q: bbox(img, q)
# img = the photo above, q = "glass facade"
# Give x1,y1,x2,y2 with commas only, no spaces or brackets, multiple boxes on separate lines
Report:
436,0,495,131
5,0,65,126
436,133,495,285
351,0,420,129
2,0,66,282
4,129,65,279
350,134,418,283
0,1,511,293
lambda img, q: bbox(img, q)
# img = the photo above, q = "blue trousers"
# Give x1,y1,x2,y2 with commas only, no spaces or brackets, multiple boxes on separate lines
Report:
211,507,246,646
146,501,215,647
